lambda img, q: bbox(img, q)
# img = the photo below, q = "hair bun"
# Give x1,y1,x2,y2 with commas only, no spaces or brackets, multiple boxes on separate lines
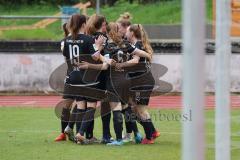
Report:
120,12,132,20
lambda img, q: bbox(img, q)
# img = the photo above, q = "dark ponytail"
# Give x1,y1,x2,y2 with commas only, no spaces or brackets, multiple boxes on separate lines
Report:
62,23,69,38
69,14,87,40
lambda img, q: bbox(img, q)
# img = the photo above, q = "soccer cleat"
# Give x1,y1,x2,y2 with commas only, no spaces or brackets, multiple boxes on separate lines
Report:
101,137,114,144
64,126,75,142
88,136,100,144
152,130,160,140
75,134,86,145
80,139,91,145
54,133,66,142
141,138,154,144
106,140,124,146
134,132,143,144
110,137,114,141
122,133,132,143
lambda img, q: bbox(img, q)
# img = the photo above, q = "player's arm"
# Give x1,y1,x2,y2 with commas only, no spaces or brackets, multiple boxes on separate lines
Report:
61,40,68,62
61,41,65,52
77,61,109,70
125,42,152,61
115,55,140,69
99,54,116,67
132,48,152,61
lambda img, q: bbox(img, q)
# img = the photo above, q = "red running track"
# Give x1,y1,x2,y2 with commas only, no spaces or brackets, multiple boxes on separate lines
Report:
0,96,240,109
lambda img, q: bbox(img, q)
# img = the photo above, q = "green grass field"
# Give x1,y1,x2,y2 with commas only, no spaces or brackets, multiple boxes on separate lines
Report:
0,107,239,160
0,0,213,40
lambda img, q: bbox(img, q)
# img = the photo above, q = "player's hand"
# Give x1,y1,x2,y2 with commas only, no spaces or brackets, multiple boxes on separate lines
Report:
106,59,116,66
78,61,89,69
95,35,106,51
73,61,79,67
115,63,123,70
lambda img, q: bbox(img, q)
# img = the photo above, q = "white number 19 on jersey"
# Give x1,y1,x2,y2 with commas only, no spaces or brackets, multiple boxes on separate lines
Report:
69,44,80,60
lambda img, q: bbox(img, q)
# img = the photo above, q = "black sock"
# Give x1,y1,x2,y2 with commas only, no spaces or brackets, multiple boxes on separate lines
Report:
142,118,155,136
122,108,132,134
130,114,139,136
123,107,139,136
149,120,156,134
68,105,77,129
101,102,111,139
139,119,152,140
86,120,94,139
75,108,85,134
61,107,70,133
78,107,96,136
113,110,123,141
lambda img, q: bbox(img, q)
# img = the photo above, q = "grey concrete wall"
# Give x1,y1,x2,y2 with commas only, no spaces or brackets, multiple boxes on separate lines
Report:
152,54,240,92
0,53,64,91
0,53,239,92
143,24,213,39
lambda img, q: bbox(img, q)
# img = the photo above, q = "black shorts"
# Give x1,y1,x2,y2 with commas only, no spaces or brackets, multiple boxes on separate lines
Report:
129,71,155,105
131,85,154,105
63,84,97,102
106,71,131,103
63,70,100,102
97,70,107,90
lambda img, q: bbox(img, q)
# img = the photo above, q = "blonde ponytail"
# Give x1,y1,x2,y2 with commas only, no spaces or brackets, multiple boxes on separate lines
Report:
138,24,153,59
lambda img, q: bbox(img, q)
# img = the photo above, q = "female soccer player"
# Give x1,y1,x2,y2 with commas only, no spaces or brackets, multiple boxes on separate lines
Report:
60,14,105,144
116,13,143,144
55,22,75,142
61,22,85,142
117,12,132,38
84,14,113,144
117,24,160,144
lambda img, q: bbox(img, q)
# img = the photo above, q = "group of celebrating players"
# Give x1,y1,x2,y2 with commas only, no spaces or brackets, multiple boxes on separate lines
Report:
54,12,160,146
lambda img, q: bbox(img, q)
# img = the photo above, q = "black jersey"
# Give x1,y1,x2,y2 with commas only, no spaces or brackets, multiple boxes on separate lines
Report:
104,40,135,64
134,41,149,63
129,41,154,105
62,34,102,86
127,41,151,78
90,32,109,90
103,41,135,103
62,34,97,75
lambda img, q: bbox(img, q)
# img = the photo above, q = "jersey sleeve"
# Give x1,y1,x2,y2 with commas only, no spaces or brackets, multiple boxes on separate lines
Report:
61,39,67,57
103,42,119,58
60,41,64,52
134,41,143,50
123,41,136,54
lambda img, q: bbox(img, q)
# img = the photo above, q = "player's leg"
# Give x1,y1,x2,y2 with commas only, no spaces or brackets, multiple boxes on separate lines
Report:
75,101,87,133
75,101,97,144
85,118,94,139
85,101,98,142
122,103,133,143
122,103,142,144
55,99,74,141
106,102,124,146
135,105,160,144
101,101,112,143
135,105,153,144
64,100,86,141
